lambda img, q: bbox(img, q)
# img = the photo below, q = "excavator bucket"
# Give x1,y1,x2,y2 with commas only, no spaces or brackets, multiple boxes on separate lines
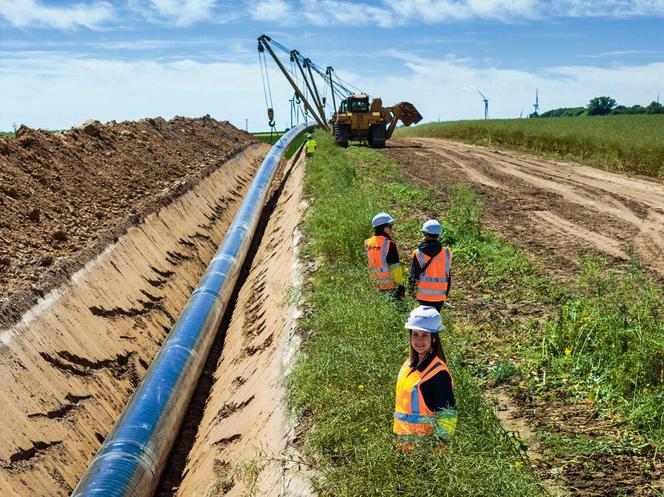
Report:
395,102,423,126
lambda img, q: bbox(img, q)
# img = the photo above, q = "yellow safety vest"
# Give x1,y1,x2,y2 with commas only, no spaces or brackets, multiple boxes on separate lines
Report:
306,139,317,154
394,356,455,446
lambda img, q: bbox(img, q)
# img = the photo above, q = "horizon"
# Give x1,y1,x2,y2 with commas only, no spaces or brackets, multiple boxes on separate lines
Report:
1,1,663,132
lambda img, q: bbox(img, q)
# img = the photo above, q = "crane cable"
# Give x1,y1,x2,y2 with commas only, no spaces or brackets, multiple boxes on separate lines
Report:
257,42,277,140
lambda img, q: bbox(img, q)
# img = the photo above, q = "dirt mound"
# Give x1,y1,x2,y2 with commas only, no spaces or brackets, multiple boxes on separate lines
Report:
0,116,256,328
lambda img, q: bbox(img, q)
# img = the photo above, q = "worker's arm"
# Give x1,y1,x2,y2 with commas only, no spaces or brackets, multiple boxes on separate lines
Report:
421,370,457,440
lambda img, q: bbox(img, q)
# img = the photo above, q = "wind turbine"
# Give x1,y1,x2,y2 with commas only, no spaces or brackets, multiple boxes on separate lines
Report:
476,89,489,119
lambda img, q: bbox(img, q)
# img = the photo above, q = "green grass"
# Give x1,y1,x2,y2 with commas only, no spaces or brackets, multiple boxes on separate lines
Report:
436,189,664,447
440,186,664,445
290,132,542,497
538,257,664,440
396,115,664,177
252,131,284,144
0,131,15,138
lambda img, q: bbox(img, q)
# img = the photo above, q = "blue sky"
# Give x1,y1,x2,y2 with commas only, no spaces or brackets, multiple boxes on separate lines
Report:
1,1,663,131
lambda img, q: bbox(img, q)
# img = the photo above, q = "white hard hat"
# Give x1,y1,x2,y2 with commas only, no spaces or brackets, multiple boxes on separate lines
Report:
422,219,442,235
372,212,394,228
405,305,442,333
307,133,313,139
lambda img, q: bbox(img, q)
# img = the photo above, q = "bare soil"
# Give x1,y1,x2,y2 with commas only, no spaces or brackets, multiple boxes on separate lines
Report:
0,116,256,328
383,138,664,496
383,138,664,281
0,143,266,496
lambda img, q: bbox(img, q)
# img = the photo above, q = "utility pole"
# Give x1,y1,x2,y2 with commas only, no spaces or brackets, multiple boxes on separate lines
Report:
245,119,248,132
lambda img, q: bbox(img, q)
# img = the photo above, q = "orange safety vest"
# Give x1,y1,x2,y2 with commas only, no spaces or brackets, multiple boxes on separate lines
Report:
364,235,397,290
393,356,453,442
413,247,451,302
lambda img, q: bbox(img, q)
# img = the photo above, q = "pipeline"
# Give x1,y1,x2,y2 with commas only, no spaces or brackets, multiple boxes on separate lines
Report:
71,123,316,497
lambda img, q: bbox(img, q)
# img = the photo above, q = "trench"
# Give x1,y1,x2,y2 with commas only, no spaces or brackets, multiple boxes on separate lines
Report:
0,144,269,496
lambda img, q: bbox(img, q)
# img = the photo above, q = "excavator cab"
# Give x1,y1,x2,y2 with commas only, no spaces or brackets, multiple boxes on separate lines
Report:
339,94,369,114
348,94,369,112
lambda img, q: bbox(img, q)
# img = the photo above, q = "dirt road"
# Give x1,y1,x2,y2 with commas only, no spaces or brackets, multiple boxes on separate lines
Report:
384,138,664,280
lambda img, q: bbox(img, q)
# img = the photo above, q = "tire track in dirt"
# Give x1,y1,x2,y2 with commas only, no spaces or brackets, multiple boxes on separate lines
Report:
0,145,267,497
386,138,664,280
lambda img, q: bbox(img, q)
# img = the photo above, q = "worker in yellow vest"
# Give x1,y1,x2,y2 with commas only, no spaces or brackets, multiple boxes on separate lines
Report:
305,133,316,157
394,305,456,451
409,219,451,311
364,212,405,299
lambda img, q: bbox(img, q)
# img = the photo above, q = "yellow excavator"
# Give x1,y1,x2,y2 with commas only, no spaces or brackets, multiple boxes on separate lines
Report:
257,35,422,148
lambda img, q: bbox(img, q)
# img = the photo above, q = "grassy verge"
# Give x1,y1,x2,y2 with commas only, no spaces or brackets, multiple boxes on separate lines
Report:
289,132,543,496
0,131,15,138
395,115,664,177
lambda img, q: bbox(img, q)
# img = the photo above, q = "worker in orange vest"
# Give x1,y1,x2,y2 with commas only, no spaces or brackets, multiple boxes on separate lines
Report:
394,305,456,450
364,212,405,299
409,219,451,311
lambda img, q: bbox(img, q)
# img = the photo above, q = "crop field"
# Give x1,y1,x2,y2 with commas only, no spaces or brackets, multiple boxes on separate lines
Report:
396,114,664,177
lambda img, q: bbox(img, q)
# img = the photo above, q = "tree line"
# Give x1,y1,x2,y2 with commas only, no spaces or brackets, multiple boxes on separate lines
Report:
532,96,663,118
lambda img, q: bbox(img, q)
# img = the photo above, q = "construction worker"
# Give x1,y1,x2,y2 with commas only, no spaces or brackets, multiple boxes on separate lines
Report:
409,219,451,311
305,133,316,157
394,305,456,451
364,212,405,299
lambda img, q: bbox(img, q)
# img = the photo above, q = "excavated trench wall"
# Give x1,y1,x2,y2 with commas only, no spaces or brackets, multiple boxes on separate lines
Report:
0,144,267,496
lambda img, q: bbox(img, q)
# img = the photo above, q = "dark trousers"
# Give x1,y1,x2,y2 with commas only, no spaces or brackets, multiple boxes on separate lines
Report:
417,299,443,312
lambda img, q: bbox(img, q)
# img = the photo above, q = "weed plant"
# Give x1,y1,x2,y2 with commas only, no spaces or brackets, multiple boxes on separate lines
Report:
291,132,542,496
396,115,664,177
540,257,664,442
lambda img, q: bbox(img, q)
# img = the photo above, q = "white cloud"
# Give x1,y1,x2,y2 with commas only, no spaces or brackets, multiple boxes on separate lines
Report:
360,50,664,121
247,0,664,26
0,52,295,132
0,0,113,30
386,0,539,23
249,0,294,22
128,0,225,26
150,0,216,26
0,50,661,132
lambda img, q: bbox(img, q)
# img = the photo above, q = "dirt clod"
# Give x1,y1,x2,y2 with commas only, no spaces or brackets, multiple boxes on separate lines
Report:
27,208,41,223
0,116,256,329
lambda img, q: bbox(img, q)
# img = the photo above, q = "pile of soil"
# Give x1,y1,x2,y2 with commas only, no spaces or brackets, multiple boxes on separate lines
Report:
0,116,256,328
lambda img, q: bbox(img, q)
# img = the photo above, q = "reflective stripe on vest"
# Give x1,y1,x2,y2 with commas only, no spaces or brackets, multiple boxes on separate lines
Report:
393,356,452,440
413,247,451,302
364,235,397,290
